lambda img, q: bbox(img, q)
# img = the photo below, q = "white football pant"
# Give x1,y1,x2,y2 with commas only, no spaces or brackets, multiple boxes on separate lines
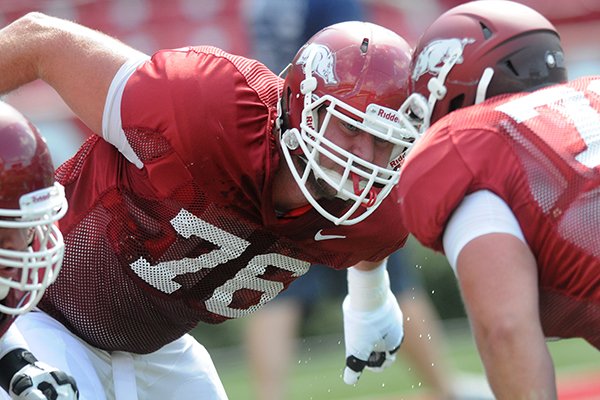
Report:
13,311,228,400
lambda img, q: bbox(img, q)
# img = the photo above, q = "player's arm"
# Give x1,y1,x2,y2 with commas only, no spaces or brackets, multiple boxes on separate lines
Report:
342,258,404,385
443,190,556,398
0,12,147,134
0,325,78,399
457,233,556,398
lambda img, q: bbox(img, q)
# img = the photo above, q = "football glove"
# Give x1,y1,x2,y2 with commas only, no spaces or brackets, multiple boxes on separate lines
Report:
0,349,78,400
342,290,404,385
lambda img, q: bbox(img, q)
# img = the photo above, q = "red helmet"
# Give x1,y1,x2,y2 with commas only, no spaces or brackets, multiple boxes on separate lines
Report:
407,0,567,129
279,21,418,225
0,101,67,316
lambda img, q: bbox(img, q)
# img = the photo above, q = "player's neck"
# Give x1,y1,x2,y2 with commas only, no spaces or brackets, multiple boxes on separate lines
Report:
272,160,310,214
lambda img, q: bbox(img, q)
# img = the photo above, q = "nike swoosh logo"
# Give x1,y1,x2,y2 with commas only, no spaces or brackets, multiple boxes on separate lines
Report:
314,229,346,241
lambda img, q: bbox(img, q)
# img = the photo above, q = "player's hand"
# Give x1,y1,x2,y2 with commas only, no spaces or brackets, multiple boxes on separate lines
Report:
342,290,404,385
9,362,79,400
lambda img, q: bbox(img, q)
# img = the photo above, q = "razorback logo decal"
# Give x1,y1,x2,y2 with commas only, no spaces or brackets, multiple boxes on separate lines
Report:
296,43,338,85
412,38,475,82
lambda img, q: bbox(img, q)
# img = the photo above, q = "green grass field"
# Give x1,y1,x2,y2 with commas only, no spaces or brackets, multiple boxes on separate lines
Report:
207,322,599,400
195,243,599,399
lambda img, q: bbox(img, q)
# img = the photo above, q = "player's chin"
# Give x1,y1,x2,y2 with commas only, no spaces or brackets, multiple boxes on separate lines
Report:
312,178,338,200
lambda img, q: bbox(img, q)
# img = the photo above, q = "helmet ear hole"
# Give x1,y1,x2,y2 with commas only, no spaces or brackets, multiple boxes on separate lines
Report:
281,86,293,129
480,22,493,39
505,59,519,76
448,94,465,114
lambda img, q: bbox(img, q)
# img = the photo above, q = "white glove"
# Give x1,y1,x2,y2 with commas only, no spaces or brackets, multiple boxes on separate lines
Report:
342,290,404,385
9,361,79,400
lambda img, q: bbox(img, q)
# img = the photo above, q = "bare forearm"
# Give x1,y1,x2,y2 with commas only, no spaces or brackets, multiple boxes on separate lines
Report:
455,233,557,399
474,326,556,399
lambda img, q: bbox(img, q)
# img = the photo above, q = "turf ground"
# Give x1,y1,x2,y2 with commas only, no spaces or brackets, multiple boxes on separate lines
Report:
208,321,600,400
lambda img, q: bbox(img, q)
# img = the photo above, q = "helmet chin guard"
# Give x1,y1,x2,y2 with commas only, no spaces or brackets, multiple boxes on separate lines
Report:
0,183,67,315
279,22,418,225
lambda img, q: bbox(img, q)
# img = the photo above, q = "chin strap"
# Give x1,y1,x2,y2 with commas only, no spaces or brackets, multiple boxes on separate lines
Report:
278,203,313,219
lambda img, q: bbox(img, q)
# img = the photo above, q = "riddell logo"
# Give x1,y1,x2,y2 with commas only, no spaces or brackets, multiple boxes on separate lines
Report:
378,109,400,124
390,156,404,169
31,192,51,203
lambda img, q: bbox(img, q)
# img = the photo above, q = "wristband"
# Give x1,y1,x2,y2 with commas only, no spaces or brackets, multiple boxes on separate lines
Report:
347,259,390,312
0,348,38,391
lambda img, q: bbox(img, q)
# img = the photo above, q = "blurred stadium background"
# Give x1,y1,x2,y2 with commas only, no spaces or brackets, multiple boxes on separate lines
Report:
1,1,599,398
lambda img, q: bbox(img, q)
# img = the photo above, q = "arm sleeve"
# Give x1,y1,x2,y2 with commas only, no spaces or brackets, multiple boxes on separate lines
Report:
442,190,526,272
102,55,150,169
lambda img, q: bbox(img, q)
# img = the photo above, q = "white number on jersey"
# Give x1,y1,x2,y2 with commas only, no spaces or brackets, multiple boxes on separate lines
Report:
130,209,310,318
496,80,600,169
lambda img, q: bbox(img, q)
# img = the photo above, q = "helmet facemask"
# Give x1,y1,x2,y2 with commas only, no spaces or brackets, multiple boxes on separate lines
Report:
280,44,418,225
0,183,67,315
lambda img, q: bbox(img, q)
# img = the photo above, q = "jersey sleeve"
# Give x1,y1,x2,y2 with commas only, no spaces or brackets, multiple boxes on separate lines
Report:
102,56,149,169
398,115,522,253
114,46,280,199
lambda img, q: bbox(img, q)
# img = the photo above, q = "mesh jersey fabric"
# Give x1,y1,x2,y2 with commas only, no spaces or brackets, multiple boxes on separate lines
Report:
40,46,408,353
399,76,600,347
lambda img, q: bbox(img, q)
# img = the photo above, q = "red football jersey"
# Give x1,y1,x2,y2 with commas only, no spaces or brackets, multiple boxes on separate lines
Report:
399,76,600,347
40,46,408,353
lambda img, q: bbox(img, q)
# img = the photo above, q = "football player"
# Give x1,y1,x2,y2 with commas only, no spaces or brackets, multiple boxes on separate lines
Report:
0,101,77,399
0,14,418,399
398,1,599,398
